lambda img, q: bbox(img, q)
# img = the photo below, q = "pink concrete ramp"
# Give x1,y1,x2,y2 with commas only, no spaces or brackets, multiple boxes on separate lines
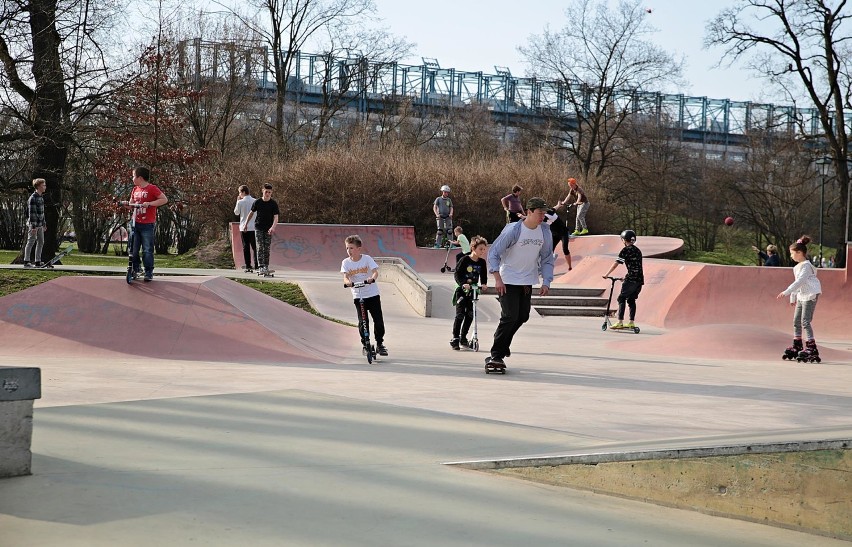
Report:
231,223,457,273
0,276,357,364
552,234,684,274
231,224,684,275
558,248,852,360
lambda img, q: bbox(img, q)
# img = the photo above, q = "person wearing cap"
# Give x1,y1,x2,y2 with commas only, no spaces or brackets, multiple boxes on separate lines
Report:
501,185,524,223
558,178,590,235
433,185,454,247
485,196,555,368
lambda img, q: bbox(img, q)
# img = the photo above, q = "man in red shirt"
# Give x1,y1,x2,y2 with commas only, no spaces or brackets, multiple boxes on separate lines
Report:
128,166,168,281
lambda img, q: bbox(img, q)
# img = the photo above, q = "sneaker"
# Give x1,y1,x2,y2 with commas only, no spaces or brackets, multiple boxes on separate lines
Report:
242,265,251,272
626,321,635,329
143,273,153,282
571,230,581,236
35,262,43,268
579,229,589,235
23,262,33,268
459,338,471,349
450,338,460,350
611,322,625,329
377,344,388,356
485,355,505,366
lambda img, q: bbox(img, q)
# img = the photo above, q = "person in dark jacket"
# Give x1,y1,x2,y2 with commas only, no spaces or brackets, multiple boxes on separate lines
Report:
751,244,780,266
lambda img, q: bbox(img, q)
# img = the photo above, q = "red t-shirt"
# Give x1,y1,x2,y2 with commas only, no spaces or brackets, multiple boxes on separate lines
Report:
130,184,164,224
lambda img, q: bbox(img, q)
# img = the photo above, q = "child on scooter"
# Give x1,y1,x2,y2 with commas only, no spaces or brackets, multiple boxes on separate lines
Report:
451,236,488,350
602,229,644,330
341,235,388,356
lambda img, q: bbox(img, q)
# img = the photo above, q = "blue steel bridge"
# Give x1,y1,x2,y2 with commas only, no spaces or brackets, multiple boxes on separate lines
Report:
178,38,841,149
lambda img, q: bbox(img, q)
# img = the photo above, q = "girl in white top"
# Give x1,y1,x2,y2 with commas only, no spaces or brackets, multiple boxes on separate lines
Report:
777,236,822,360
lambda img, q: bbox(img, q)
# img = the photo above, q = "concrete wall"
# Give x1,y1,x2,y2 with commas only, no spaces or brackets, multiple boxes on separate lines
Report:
0,367,41,478
377,258,432,317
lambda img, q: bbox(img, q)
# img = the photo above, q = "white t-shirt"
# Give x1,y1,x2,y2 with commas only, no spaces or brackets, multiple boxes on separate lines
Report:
341,254,380,299
500,223,544,285
234,195,257,230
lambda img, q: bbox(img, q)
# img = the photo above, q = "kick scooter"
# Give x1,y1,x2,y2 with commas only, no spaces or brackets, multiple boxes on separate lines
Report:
344,280,377,364
440,240,459,273
468,283,481,352
117,201,145,284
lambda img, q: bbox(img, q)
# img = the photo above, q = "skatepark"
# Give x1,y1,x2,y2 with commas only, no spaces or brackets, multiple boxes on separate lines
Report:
1,224,851,545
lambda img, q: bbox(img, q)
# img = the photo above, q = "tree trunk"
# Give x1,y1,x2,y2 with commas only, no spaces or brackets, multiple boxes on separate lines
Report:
29,0,71,262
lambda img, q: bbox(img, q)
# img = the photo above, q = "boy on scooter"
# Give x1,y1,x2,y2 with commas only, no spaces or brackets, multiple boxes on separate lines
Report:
451,236,488,350
341,235,388,356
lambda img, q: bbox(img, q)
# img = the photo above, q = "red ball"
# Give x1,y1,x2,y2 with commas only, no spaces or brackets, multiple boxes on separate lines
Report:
724,216,734,226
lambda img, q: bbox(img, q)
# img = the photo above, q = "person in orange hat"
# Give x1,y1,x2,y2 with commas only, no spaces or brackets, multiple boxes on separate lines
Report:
557,178,590,235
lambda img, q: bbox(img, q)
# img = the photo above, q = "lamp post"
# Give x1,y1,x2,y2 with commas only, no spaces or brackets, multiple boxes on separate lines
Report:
815,156,832,267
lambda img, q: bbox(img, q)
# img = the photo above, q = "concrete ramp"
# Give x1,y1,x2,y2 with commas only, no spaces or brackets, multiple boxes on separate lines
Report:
230,224,684,275
0,276,357,364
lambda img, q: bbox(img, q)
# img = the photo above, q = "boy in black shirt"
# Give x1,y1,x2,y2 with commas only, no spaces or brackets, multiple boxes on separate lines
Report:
602,230,644,330
245,183,280,274
451,236,488,350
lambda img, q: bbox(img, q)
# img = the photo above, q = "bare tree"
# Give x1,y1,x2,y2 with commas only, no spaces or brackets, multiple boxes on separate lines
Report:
519,0,683,180
0,0,122,259
226,0,374,147
706,0,851,267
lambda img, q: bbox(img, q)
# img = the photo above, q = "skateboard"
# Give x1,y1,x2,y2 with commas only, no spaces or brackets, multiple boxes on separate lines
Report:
257,269,275,278
41,245,74,268
485,356,506,375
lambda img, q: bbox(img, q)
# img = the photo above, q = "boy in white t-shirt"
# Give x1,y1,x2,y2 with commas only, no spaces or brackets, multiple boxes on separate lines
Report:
485,197,555,368
341,235,388,356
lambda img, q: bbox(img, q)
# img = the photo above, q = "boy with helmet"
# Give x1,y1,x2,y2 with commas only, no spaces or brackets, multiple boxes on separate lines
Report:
602,230,644,330
433,185,454,247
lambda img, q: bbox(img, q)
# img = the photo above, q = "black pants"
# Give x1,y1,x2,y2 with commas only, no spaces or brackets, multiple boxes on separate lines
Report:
490,285,532,359
551,230,569,255
453,292,474,340
617,281,642,321
353,295,385,344
241,230,257,269
507,212,522,223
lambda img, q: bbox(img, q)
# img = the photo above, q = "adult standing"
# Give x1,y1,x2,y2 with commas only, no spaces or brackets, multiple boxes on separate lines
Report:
560,178,590,235
501,185,524,223
485,197,555,369
127,166,168,282
234,185,258,272
23,178,47,268
433,185,454,247
751,244,780,267
245,183,280,275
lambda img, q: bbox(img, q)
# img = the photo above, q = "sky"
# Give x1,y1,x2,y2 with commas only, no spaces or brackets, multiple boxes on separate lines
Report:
371,0,768,103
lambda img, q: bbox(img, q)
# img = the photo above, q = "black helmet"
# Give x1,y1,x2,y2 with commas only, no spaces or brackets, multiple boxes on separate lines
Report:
620,229,636,242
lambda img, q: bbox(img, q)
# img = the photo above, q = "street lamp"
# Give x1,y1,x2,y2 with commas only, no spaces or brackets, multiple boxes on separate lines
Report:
815,156,832,267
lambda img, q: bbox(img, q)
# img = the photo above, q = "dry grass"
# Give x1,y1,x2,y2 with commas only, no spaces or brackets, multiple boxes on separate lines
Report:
212,145,614,245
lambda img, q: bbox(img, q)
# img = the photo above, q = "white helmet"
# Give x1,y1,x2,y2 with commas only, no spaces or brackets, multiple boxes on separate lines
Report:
440,185,451,192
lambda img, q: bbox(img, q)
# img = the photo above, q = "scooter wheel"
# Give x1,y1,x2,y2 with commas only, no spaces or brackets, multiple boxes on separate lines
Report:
633,327,641,334
471,339,479,352
601,323,608,331
440,267,446,273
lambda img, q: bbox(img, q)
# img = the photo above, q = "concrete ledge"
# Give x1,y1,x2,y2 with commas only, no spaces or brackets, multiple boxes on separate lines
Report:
447,440,852,541
0,367,41,478
377,257,432,317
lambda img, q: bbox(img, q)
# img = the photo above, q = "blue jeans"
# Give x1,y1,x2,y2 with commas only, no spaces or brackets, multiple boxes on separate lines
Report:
130,222,155,275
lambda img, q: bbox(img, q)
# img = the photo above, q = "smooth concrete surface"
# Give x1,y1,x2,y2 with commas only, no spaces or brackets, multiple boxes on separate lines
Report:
1,267,851,545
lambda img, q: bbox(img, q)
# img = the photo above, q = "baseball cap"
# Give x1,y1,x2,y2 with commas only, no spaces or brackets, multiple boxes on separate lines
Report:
526,197,548,211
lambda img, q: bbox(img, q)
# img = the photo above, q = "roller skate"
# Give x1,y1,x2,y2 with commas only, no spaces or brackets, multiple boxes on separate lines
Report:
782,338,803,361
796,340,821,363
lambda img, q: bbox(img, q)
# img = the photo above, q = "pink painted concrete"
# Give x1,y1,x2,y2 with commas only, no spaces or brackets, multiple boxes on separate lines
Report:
0,276,357,364
231,223,685,275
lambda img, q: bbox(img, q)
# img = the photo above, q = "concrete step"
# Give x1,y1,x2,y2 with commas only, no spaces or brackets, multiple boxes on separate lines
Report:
546,287,605,297
534,306,608,317
531,296,609,307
